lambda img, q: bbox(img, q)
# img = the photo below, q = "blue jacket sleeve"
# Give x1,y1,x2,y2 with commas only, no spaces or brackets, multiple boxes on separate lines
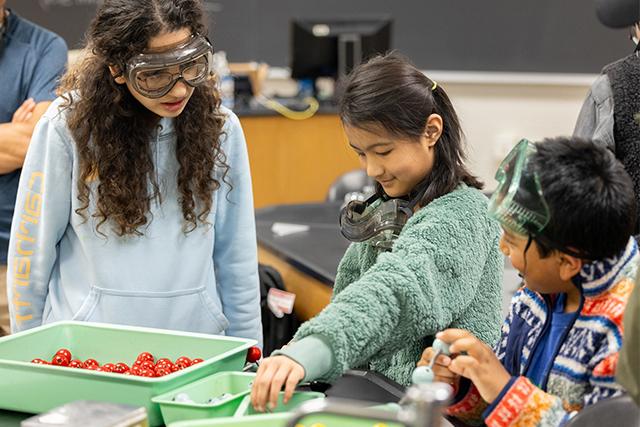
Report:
213,110,262,346
26,37,68,102
7,110,72,332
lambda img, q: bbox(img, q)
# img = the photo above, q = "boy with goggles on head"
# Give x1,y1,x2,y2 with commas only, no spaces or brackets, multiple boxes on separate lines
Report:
6,0,262,347
419,137,639,426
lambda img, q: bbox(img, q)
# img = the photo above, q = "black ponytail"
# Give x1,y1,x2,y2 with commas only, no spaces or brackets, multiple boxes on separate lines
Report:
338,52,482,206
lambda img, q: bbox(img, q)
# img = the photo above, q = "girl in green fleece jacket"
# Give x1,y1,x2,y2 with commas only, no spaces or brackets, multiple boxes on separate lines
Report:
251,52,503,411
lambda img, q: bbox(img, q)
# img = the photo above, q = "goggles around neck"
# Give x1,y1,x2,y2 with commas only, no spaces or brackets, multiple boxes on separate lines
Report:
339,178,430,250
125,34,213,99
340,194,413,250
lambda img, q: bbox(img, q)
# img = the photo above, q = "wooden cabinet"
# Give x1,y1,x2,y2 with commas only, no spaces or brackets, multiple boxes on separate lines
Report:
240,114,361,208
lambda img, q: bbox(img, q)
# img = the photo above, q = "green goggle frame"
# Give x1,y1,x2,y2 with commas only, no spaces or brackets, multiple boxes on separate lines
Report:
488,139,550,236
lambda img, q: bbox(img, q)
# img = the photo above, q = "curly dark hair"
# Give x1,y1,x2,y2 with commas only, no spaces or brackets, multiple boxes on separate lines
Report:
58,0,228,236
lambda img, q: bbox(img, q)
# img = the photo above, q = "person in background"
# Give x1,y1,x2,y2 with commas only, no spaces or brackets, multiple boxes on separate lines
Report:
0,0,67,336
574,0,640,238
251,52,504,411
574,0,640,405
421,137,638,426
6,0,262,345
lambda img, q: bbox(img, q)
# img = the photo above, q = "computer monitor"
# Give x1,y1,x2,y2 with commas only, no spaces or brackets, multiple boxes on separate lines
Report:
290,17,392,94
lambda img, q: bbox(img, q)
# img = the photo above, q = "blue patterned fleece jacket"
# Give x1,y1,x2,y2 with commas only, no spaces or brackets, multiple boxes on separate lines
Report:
447,237,639,427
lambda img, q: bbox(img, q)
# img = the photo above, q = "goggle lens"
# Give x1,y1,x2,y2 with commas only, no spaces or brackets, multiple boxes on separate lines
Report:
134,55,209,96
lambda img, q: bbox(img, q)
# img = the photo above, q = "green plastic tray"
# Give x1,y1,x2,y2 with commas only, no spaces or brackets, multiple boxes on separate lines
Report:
168,413,291,427
0,321,256,426
152,372,256,424
233,391,325,416
168,412,405,427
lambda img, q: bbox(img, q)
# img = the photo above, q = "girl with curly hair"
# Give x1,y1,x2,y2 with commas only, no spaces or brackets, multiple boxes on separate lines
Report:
6,0,261,345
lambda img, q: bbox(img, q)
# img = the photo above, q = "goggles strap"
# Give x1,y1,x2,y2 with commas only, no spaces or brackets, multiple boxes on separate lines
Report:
521,234,533,274
533,233,595,261
406,176,432,211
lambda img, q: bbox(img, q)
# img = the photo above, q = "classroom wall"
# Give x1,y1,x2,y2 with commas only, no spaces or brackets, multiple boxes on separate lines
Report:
66,50,594,193
22,0,611,193
16,0,628,74
261,69,596,191
441,74,595,190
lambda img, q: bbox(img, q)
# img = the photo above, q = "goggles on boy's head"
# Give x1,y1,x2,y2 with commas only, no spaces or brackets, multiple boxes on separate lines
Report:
125,34,213,99
489,139,599,260
488,139,550,236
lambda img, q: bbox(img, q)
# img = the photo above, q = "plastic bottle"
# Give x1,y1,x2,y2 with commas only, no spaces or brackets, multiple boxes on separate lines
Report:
213,51,235,109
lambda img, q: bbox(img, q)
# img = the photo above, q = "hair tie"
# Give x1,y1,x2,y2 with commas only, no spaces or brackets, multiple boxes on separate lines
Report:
431,81,438,91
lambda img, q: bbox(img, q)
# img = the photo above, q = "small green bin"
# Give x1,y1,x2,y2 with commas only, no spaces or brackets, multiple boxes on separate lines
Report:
233,391,325,416
168,413,291,427
152,372,256,424
0,321,255,426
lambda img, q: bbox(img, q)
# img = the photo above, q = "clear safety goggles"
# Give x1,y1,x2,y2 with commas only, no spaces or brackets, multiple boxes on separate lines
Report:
488,139,550,236
125,35,213,99
339,195,414,250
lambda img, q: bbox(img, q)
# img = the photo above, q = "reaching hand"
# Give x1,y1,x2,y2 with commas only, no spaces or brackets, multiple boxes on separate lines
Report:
250,355,305,412
417,346,460,389
436,329,511,403
12,98,36,124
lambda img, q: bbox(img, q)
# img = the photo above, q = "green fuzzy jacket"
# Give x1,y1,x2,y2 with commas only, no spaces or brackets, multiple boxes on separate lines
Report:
291,184,504,386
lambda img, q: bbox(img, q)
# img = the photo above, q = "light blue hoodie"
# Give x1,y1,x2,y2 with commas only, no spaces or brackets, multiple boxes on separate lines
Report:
7,97,262,346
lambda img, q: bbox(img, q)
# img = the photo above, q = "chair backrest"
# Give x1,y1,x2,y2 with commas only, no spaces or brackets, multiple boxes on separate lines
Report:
258,264,300,356
326,169,375,203
565,395,640,427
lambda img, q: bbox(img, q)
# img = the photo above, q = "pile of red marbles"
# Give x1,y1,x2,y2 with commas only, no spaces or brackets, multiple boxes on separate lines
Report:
31,348,204,377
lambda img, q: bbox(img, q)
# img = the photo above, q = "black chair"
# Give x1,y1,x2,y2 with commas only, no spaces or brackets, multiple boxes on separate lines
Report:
298,369,405,403
326,169,375,203
565,395,640,427
258,264,300,356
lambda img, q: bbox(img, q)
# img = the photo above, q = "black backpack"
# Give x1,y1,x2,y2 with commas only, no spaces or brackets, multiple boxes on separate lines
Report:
258,263,301,356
